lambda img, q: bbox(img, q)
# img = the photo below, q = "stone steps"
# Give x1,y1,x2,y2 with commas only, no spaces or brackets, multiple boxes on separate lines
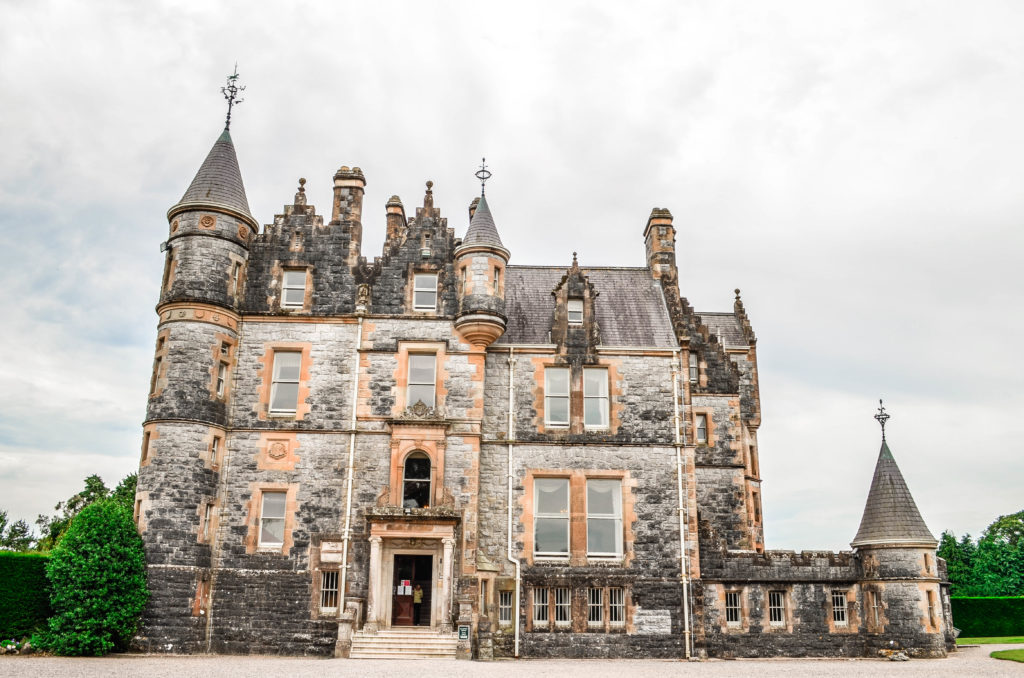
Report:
351,627,458,659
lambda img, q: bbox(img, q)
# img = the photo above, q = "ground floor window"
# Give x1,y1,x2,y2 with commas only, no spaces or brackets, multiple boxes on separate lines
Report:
831,590,847,626
554,587,571,626
499,590,513,625
533,587,549,624
320,570,339,614
725,590,741,627
609,587,625,627
531,584,627,631
588,587,603,626
768,590,786,627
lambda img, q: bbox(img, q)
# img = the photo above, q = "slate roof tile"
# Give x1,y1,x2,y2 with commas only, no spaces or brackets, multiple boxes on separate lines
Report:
172,129,254,220
851,441,936,547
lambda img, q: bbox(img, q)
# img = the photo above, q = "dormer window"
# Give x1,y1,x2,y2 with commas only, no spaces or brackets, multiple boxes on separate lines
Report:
413,273,438,311
567,298,583,324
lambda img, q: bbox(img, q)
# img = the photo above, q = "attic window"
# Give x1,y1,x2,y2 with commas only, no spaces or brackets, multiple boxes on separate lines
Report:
567,299,583,324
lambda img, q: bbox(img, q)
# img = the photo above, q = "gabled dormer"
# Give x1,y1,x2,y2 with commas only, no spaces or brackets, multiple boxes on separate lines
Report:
550,253,600,357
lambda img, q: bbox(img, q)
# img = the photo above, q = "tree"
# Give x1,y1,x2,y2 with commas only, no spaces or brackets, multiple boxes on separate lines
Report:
39,499,149,655
984,510,1024,548
938,530,975,595
0,510,35,551
35,473,137,551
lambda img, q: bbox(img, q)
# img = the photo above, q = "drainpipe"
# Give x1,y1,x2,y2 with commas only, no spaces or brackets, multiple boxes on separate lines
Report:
339,315,364,616
505,347,521,657
672,349,692,659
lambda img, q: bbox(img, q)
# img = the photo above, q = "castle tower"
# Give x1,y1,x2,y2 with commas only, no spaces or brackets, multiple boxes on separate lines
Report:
643,207,677,282
136,79,258,649
852,404,946,657
453,188,509,349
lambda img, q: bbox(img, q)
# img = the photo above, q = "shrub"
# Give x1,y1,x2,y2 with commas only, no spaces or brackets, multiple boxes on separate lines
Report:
951,597,1024,637
39,499,149,655
0,552,51,638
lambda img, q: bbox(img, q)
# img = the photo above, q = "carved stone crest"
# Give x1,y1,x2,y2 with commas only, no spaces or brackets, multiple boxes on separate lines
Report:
237,225,249,241
199,215,217,229
171,219,179,233
356,283,371,309
402,400,437,420
268,441,288,460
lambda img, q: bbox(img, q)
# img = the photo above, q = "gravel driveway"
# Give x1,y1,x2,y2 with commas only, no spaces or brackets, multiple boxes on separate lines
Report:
2,644,1022,678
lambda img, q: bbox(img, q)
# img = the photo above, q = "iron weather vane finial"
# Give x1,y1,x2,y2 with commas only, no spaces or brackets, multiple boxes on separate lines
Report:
874,399,891,442
222,64,245,130
475,157,491,196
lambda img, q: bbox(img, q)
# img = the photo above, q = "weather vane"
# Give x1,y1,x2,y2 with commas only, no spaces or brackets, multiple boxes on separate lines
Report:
475,157,492,196
874,399,891,441
222,64,245,130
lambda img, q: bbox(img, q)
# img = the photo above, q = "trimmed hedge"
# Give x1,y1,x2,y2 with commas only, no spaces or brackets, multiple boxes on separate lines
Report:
951,597,1024,637
0,552,52,638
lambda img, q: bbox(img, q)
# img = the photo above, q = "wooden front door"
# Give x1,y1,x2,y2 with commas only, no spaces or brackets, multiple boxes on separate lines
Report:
391,554,433,626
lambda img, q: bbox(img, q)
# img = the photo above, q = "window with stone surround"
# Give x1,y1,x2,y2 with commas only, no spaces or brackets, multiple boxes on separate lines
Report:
588,588,603,626
141,431,151,463
493,266,501,294
320,570,339,614
282,270,307,309
259,491,287,548
609,587,625,626
554,587,571,626
216,362,228,398
544,367,570,426
567,298,583,324
402,452,432,509
407,353,436,409
150,356,162,396
695,413,708,444
583,367,609,428
586,479,622,557
210,435,221,467
688,353,698,383
768,590,786,627
534,477,570,557
269,352,301,414
832,590,848,626
532,587,549,624
200,502,214,543
231,262,243,299
725,590,742,627
413,273,438,311
499,590,513,625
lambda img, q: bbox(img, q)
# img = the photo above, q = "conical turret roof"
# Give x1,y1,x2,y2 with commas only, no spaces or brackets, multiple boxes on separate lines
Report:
169,129,255,226
460,195,506,251
851,441,936,548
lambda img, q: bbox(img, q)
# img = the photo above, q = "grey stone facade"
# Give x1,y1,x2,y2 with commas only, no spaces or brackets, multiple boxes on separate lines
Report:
133,125,951,660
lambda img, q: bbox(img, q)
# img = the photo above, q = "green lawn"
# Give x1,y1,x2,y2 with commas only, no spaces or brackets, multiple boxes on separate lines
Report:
991,649,1024,663
957,636,1024,645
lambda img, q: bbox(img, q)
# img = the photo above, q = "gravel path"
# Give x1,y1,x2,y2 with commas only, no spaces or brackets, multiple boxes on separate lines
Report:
2,644,1023,678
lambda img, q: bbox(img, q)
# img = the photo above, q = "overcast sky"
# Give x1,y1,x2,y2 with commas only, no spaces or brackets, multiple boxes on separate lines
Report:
1,0,1021,551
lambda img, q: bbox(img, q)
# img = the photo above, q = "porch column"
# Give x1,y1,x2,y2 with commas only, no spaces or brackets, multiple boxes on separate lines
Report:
365,536,383,633
440,537,455,633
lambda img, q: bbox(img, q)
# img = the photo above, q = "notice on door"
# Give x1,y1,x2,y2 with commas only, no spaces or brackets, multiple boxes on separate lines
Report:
634,608,672,635
400,579,411,595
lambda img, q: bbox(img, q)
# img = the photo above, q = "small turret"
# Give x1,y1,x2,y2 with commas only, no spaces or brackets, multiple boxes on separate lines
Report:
644,207,677,281
454,161,508,349
331,166,366,265
853,401,946,657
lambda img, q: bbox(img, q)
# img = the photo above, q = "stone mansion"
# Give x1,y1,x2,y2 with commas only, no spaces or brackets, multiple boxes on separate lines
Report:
134,117,955,659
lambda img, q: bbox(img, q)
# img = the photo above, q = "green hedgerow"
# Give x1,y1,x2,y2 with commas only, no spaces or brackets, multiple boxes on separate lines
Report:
39,499,148,656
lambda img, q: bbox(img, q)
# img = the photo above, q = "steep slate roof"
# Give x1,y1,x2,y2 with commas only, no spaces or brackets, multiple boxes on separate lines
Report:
699,312,748,348
851,441,937,548
171,129,254,220
498,266,678,347
461,195,505,249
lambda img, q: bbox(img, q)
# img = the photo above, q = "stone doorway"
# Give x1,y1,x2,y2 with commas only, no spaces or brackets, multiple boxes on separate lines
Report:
391,554,432,626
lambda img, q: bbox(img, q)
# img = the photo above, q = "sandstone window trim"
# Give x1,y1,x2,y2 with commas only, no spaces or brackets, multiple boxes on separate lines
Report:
199,501,215,544
413,272,438,312
281,269,308,309
532,587,549,624
725,590,742,627
544,367,570,427
269,351,302,415
586,478,623,557
567,298,584,325
695,412,709,445
141,431,151,463
498,590,513,626
319,569,340,615
231,261,244,300
534,477,570,558
402,450,432,509
688,352,698,383
583,367,609,429
258,490,287,549
553,587,571,627
493,266,502,294
608,586,625,627
210,434,222,468
406,353,437,409
831,589,848,627
768,590,787,627
588,587,603,627
215,361,228,398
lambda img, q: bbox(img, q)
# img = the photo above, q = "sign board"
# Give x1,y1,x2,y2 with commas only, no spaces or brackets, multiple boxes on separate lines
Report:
458,625,470,640
634,609,672,635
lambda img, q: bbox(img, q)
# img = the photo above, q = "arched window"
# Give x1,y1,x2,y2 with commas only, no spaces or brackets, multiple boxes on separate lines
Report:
403,452,431,509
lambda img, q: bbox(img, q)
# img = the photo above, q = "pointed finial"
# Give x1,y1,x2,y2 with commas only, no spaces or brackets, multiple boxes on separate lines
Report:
424,180,434,209
222,63,245,130
294,178,307,206
572,251,578,263
475,157,491,196
874,399,891,441
735,288,741,300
